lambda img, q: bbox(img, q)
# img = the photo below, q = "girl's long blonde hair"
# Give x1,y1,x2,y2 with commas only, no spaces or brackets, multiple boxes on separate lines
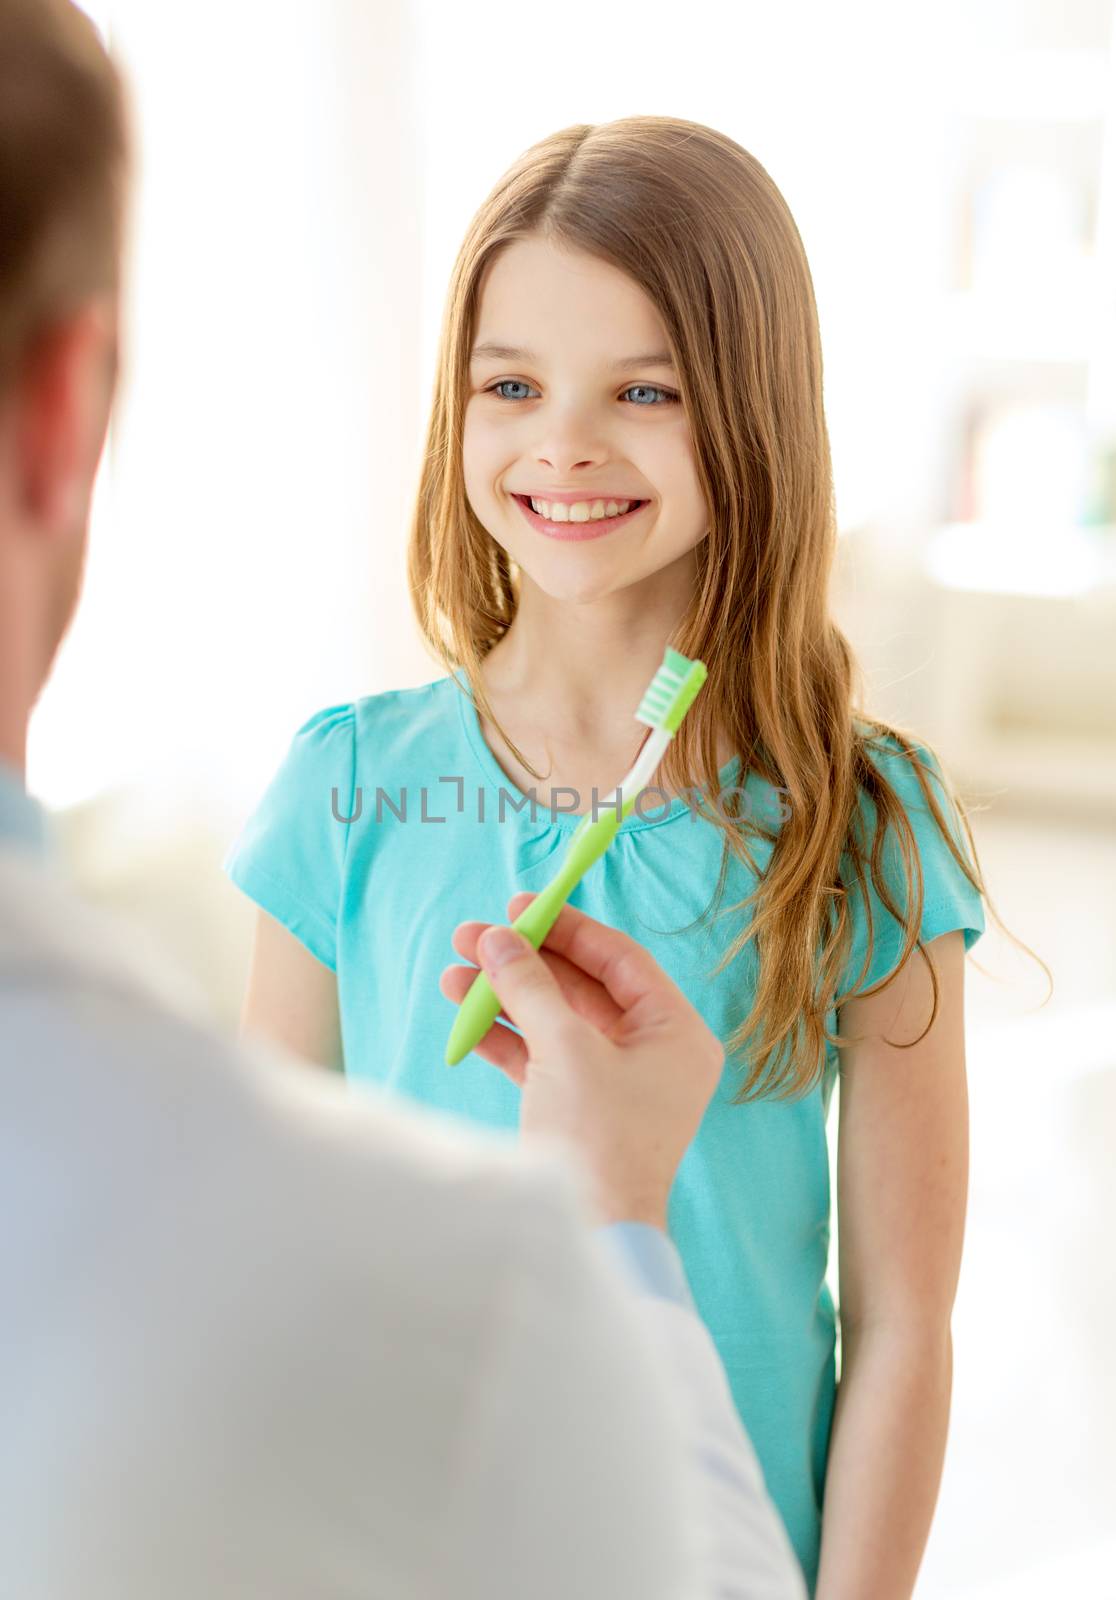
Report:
407,114,1050,1103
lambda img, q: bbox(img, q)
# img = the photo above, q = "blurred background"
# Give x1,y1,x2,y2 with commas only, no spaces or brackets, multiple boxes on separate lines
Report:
32,1,1116,1593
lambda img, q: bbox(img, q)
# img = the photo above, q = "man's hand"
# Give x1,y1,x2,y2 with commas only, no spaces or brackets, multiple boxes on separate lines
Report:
440,893,724,1228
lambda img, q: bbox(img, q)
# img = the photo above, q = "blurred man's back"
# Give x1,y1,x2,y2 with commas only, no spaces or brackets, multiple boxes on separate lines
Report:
0,844,697,1596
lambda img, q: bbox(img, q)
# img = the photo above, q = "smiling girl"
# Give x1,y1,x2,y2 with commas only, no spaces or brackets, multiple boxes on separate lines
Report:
224,116,1043,1596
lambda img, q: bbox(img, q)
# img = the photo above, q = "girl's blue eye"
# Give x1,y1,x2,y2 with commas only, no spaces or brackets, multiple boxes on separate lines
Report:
483,379,680,406
623,384,679,406
488,380,533,402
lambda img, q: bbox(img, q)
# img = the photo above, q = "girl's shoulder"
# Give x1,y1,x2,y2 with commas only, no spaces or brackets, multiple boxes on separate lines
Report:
222,677,464,963
350,674,456,732
348,674,466,780
851,720,960,838
247,677,462,818
836,719,985,996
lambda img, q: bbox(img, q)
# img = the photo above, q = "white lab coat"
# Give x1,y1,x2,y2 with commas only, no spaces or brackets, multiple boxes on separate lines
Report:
0,846,804,1599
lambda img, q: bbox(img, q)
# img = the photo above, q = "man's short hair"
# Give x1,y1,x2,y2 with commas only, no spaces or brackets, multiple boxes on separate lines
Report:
0,0,128,392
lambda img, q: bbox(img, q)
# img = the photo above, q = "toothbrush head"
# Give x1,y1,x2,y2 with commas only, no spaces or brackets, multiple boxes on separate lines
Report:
634,647,708,734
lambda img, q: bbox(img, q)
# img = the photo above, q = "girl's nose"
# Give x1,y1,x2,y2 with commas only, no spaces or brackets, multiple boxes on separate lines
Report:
529,406,614,473
533,434,612,477
535,457,601,475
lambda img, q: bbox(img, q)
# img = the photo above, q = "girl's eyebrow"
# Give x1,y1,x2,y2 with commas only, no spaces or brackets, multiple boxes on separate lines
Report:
470,341,676,372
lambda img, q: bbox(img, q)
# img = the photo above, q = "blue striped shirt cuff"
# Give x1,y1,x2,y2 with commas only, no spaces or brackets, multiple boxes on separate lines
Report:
596,1222,697,1312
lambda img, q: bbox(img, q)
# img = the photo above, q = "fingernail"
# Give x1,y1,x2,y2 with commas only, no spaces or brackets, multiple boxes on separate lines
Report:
479,926,525,972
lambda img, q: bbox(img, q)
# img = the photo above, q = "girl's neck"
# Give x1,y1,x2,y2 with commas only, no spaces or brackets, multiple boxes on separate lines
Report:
473,664,733,813
480,573,694,743
481,637,671,748
474,585,734,806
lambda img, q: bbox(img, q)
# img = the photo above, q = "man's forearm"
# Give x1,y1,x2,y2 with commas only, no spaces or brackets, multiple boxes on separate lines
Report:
815,1323,953,1600
598,1223,808,1599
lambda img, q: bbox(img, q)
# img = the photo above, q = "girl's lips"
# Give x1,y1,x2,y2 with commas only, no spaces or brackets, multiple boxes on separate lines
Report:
512,493,649,541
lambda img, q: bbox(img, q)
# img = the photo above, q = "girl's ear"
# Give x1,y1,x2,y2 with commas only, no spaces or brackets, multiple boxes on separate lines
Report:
16,295,118,538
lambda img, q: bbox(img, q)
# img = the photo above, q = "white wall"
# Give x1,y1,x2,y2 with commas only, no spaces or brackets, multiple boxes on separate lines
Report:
31,0,432,815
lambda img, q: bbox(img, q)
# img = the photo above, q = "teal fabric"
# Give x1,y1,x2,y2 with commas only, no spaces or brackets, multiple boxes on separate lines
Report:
223,672,986,1593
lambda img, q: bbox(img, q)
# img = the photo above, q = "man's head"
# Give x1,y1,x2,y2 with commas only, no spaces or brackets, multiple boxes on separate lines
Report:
0,0,127,775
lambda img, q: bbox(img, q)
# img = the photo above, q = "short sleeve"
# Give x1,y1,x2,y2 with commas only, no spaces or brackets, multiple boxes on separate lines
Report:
223,703,356,971
837,736,986,1001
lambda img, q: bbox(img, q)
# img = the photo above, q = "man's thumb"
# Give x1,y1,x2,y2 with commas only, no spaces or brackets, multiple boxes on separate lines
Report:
477,926,576,1037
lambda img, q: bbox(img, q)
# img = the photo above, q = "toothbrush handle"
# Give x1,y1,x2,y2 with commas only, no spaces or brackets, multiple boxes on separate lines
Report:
443,810,620,1066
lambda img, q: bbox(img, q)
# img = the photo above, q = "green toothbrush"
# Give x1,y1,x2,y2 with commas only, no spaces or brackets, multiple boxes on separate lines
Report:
444,647,708,1067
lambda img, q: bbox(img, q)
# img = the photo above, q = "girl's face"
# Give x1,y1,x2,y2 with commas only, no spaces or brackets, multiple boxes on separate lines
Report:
463,234,709,605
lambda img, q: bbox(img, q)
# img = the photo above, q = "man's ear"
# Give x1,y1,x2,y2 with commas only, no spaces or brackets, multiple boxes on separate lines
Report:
17,297,118,535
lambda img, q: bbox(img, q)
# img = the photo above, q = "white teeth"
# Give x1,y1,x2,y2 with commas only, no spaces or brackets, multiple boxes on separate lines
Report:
528,497,634,522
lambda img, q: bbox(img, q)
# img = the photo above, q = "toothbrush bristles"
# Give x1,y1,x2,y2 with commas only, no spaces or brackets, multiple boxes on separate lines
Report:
635,648,706,732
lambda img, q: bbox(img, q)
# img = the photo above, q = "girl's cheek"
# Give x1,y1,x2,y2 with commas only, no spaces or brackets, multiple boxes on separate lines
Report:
462,413,503,460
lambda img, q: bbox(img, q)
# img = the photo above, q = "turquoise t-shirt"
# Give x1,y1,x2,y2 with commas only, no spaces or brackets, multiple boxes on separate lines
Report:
224,671,986,1593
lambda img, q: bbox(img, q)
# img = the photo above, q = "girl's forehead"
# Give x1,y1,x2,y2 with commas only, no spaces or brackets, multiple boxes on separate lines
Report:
479,235,650,301
473,240,671,362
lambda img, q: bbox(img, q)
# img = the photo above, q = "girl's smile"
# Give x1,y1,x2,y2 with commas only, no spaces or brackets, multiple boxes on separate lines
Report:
512,492,651,542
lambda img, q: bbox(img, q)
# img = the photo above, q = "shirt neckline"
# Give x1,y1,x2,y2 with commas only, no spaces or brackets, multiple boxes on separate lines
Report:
448,670,742,834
